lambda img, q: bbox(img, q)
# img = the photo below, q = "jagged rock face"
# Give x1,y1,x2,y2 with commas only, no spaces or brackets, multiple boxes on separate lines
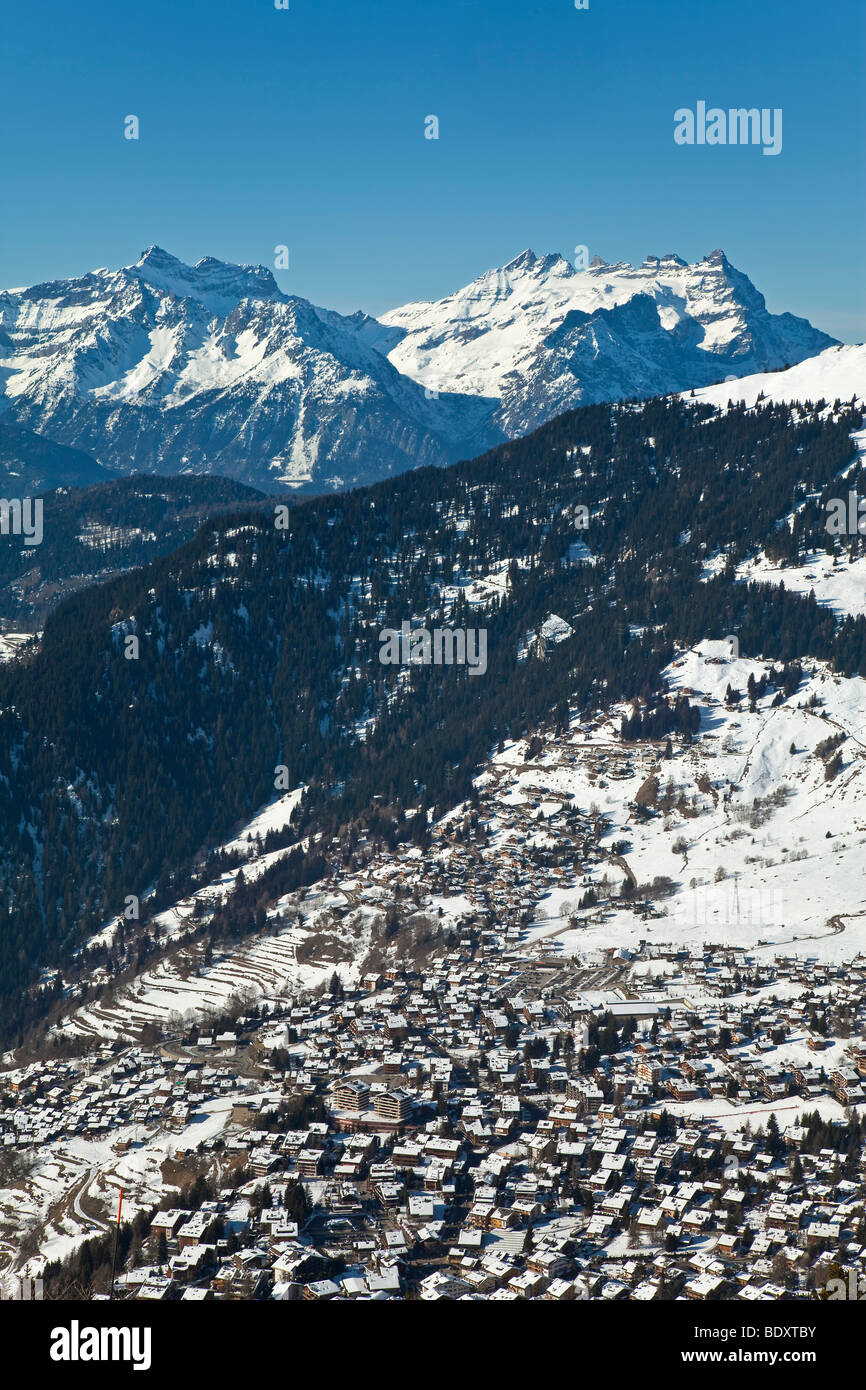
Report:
0,245,836,492
381,248,838,434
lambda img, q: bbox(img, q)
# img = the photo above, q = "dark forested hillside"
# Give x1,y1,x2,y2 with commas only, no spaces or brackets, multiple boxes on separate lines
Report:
0,419,112,493
0,393,863,1043
0,473,267,627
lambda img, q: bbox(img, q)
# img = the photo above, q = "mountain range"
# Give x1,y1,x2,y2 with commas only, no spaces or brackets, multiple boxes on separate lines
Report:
379,247,839,435
0,246,839,493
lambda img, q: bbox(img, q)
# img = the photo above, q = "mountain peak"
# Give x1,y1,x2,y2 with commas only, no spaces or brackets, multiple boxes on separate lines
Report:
502,249,538,272
128,247,282,311
641,252,690,269
136,245,180,269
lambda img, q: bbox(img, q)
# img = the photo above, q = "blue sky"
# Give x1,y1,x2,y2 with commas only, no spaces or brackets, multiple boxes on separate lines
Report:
4,0,864,339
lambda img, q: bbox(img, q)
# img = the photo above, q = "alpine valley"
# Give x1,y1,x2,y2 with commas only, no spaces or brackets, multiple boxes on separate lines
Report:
1,250,866,1306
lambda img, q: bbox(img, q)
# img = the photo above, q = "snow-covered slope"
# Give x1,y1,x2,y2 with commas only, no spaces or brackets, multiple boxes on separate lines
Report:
494,643,866,965
381,248,838,434
49,640,866,1050
737,549,866,621
688,342,865,411
690,344,865,622
0,247,500,492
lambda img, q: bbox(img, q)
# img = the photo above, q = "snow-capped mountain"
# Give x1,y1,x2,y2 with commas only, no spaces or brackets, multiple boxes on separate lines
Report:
0,247,500,492
381,248,839,434
0,245,839,493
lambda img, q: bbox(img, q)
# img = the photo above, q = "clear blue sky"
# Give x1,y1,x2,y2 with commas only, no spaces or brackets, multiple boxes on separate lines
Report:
4,0,864,340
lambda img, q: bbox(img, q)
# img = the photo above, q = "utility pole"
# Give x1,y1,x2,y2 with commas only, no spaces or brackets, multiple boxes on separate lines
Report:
109,1188,123,1300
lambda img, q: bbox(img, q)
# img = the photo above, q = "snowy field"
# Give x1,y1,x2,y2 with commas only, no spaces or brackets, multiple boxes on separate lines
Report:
484,643,866,965
736,549,866,620
689,343,865,412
